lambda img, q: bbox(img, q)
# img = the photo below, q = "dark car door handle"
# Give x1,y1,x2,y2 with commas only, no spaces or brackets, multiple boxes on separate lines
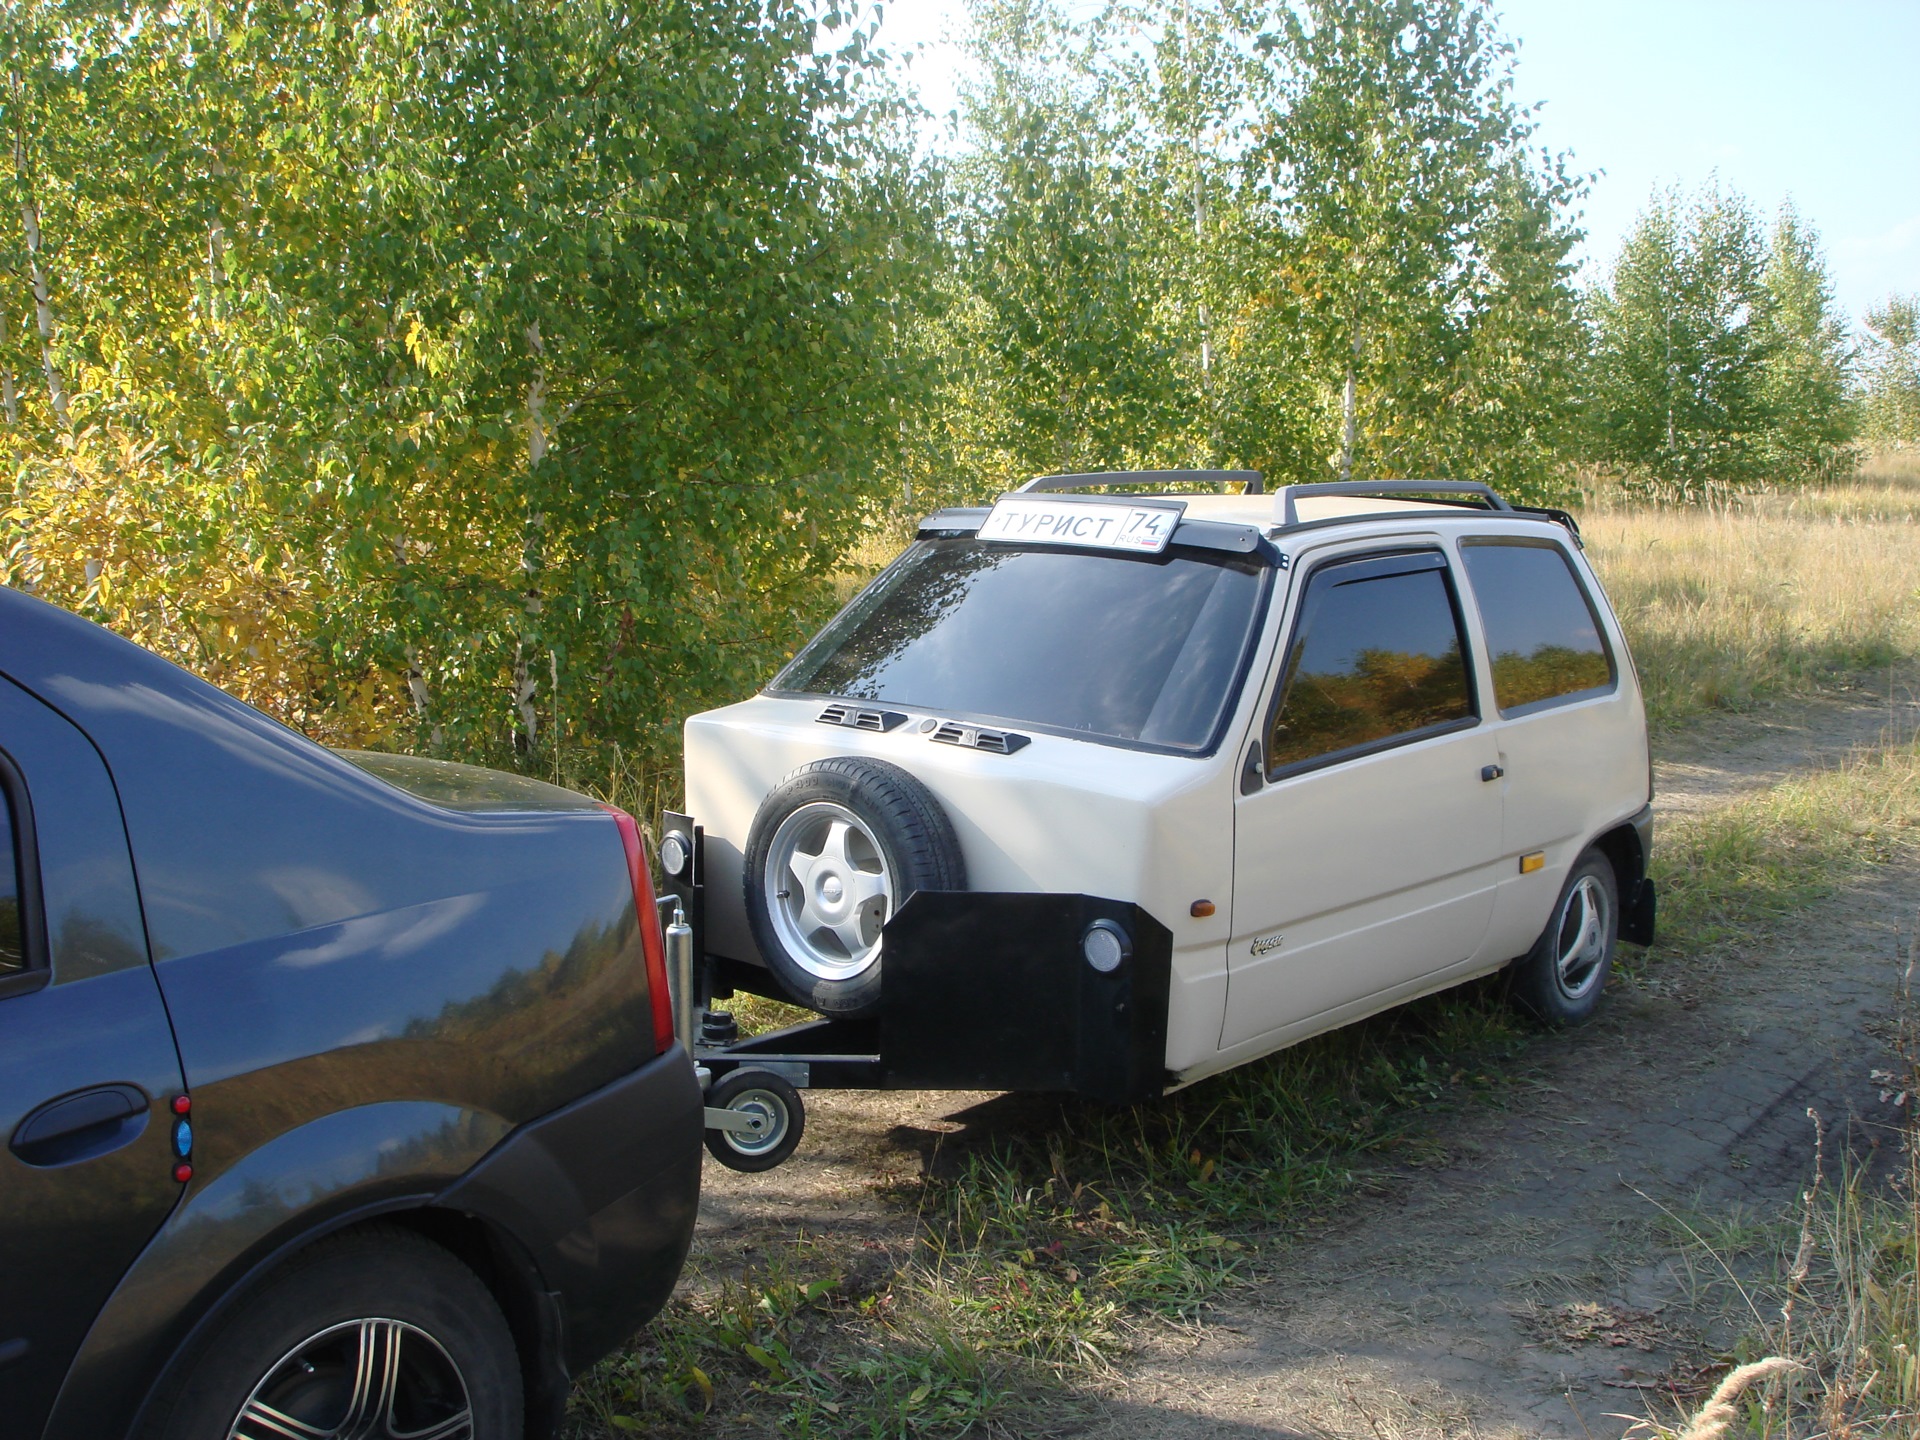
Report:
1481,764,1504,782
10,1085,149,1168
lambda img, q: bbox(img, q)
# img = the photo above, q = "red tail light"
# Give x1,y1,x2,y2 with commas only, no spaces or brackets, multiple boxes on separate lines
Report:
600,804,675,1056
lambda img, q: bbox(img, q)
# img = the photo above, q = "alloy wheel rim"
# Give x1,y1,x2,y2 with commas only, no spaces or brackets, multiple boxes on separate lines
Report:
764,801,893,981
1552,874,1610,1001
227,1317,473,1440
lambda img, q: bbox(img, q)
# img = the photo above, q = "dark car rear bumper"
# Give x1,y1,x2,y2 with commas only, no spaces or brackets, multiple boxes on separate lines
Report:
435,1044,704,1374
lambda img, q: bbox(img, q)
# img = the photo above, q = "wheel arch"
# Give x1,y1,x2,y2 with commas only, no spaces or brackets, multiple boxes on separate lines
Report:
43,1100,516,1440
117,1203,569,1440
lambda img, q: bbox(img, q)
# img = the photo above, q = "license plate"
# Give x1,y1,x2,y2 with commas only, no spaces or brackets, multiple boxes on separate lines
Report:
977,498,1183,554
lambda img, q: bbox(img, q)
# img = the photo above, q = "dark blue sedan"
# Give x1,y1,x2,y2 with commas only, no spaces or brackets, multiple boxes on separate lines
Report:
0,586,703,1440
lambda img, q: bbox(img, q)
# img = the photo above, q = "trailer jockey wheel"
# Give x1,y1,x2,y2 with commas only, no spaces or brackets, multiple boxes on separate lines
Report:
704,1069,806,1173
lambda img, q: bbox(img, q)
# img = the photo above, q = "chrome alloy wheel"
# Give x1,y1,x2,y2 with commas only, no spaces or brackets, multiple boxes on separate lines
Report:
1551,872,1612,1002
227,1317,473,1440
764,801,894,980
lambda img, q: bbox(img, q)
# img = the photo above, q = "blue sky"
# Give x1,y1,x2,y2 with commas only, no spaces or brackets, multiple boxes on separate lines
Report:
871,1,1920,323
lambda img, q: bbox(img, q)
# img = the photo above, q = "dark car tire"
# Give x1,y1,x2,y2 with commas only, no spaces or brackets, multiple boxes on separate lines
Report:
704,1067,807,1172
1510,848,1619,1027
742,756,966,1017
142,1224,524,1440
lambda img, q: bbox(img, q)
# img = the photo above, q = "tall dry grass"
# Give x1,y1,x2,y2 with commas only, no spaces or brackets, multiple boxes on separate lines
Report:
1582,460,1920,727
1636,928,1920,1440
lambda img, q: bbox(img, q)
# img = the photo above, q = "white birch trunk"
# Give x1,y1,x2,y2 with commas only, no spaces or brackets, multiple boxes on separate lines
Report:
0,304,18,426
14,126,69,429
1338,356,1358,483
513,324,548,755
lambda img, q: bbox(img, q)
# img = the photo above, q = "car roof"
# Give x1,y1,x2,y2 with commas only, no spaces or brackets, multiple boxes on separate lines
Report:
918,478,1582,557
1171,492,1482,528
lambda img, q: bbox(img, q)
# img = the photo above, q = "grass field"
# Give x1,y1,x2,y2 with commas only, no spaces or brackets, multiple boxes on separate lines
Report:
1582,454,1920,729
572,462,1920,1439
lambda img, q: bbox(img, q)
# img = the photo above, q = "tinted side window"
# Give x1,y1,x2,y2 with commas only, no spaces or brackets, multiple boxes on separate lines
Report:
1460,540,1615,715
0,787,21,976
1268,555,1475,772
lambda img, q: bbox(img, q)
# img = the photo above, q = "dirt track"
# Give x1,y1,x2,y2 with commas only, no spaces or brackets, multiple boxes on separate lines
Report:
693,685,1920,1439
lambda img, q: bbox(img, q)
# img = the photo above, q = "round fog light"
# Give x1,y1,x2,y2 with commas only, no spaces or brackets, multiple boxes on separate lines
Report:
660,830,691,880
1081,919,1131,974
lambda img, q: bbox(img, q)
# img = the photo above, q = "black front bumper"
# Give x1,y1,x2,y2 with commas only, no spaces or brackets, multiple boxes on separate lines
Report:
436,1045,704,1374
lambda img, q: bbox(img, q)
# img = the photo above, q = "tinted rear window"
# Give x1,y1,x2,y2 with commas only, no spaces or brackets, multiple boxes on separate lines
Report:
1460,540,1615,715
772,539,1270,752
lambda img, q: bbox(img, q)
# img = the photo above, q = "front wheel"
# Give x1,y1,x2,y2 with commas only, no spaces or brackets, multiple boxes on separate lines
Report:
1510,849,1619,1027
142,1225,523,1440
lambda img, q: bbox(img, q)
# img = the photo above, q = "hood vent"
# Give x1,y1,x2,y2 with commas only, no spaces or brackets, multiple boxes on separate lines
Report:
817,703,908,733
929,721,1031,755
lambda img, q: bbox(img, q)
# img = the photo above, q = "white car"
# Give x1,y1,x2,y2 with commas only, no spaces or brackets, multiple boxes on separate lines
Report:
678,475,1653,1098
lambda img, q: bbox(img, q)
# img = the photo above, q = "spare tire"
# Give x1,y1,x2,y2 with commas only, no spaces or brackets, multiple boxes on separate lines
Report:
742,756,966,1017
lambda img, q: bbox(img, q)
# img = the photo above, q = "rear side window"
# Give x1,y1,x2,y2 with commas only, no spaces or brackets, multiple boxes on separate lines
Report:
0,788,22,977
1268,552,1476,773
1460,540,1615,716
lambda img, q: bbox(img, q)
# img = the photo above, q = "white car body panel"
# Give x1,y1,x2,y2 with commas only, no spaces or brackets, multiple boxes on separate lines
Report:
685,701,1240,1043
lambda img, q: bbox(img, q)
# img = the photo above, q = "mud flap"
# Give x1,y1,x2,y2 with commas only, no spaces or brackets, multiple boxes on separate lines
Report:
877,892,1172,1103
1621,876,1657,947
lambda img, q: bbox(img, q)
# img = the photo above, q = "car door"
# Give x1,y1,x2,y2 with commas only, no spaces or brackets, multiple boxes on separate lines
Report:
0,676,186,1437
1223,546,1505,1051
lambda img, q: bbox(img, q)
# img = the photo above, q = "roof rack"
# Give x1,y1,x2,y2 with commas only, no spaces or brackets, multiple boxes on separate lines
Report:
1020,469,1264,495
1274,480,1510,528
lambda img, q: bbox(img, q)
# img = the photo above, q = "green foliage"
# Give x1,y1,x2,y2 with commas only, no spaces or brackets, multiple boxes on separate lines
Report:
1,0,1889,774
1589,183,1857,499
908,0,1589,509
1589,181,1779,498
2,0,937,773
1861,294,1920,447
1758,202,1857,481
1249,0,1587,496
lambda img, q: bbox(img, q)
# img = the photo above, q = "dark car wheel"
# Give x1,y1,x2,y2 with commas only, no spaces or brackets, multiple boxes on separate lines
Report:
742,756,966,1017
1510,848,1619,1027
143,1225,523,1440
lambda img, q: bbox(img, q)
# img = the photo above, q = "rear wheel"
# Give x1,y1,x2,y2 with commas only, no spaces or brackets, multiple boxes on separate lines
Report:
144,1225,523,1440
742,757,965,1016
1510,849,1618,1027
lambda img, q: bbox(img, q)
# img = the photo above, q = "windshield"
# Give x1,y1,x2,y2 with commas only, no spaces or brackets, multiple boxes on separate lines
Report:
770,538,1271,752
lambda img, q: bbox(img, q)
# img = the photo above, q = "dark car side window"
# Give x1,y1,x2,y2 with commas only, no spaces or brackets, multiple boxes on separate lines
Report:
0,786,23,977
1267,551,1477,774
1459,539,1616,717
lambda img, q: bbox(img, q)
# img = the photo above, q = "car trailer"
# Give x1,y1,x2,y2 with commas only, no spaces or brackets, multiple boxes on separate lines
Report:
656,814,1174,1172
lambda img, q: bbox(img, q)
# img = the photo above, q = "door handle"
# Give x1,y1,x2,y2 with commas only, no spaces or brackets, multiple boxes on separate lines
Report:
10,1084,149,1168
1481,764,1504,782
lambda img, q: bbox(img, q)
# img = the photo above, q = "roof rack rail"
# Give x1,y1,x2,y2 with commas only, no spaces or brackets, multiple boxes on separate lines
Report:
1021,469,1264,495
1274,480,1510,528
